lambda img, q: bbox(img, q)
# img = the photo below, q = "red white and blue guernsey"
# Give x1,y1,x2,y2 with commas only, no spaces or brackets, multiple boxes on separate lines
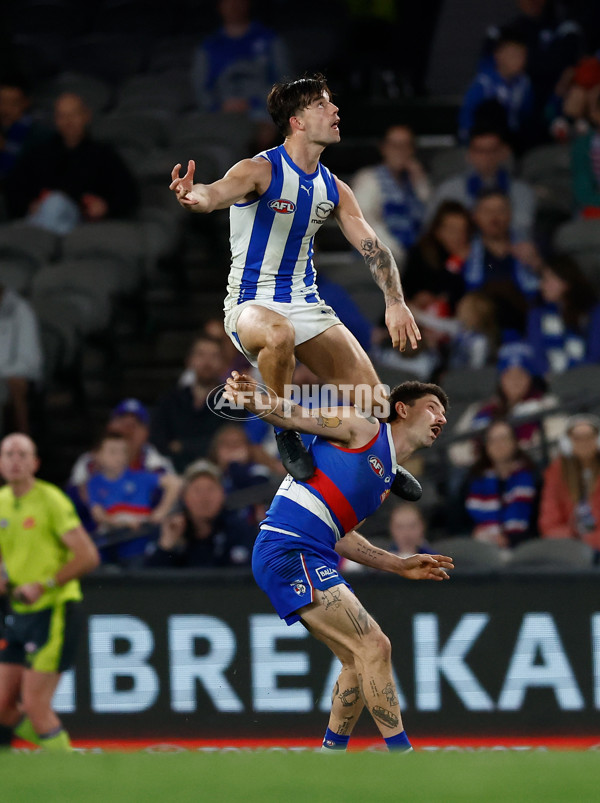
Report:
252,421,398,625
225,144,340,308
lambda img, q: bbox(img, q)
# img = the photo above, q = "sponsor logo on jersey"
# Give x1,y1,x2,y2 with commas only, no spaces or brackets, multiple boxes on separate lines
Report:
268,198,296,214
311,200,334,224
368,455,384,477
380,489,391,503
316,566,338,582
24,642,38,653
0,519,8,528
291,580,307,596
22,517,36,529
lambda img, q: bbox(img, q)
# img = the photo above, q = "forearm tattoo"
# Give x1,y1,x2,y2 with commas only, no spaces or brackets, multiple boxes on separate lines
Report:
313,413,342,429
360,237,403,305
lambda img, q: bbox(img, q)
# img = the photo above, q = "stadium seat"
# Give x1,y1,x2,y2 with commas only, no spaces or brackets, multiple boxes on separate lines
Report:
429,536,507,571
547,363,600,407
520,143,573,214
0,223,59,265
553,219,600,282
62,222,146,289
62,34,147,86
169,112,256,161
504,538,594,571
115,71,194,115
0,259,38,295
440,365,497,404
146,35,198,73
91,111,171,156
33,71,113,116
427,146,467,184
31,263,113,335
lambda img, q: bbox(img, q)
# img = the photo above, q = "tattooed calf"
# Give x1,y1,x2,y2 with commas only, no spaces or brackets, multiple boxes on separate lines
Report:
372,706,399,729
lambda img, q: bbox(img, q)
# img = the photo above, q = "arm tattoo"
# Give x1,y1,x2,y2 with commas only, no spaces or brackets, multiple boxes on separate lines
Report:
314,414,342,429
360,237,403,306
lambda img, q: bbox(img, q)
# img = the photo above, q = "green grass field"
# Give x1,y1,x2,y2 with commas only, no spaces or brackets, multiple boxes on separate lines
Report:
1,751,599,803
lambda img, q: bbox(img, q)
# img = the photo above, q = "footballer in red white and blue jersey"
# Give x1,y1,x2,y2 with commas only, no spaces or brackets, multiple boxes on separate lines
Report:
253,421,398,624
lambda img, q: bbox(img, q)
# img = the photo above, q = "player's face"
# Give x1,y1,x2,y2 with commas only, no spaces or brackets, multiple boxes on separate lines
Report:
0,435,39,483
407,395,447,448
296,92,340,146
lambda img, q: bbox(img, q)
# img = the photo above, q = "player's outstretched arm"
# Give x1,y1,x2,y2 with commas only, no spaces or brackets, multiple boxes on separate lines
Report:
333,178,421,352
224,371,375,446
169,157,269,213
336,529,453,581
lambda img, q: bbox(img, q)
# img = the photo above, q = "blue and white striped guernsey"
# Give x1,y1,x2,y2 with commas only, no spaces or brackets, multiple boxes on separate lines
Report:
226,144,340,306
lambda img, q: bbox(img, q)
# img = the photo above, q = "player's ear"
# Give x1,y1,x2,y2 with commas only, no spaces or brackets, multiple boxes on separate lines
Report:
395,401,408,420
289,114,304,132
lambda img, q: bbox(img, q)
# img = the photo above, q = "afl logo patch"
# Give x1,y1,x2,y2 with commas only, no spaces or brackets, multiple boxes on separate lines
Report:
268,198,296,214
368,455,384,477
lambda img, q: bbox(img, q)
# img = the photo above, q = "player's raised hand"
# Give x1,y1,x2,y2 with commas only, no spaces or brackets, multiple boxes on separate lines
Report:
224,371,259,404
170,160,199,206
400,553,454,581
385,301,421,352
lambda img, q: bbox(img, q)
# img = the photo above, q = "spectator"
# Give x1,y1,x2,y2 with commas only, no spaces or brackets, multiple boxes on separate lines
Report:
416,290,500,371
151,335,245,472
538,413,600,549
352,124,431,265
464,419,539,548
5,92,139,232
0,77,50,184
202,315,250,379
450,341,560,469
402,200,472,314
463,190,540,337
550,55,600,142
0,283,43,436
570,85,600,214
387,502,436,557
427,127,536,242
144,459,256,568
191,0,289,150
526,254,600,375
483,0,584,140
459,26,534,151
84,433,181,566
69,398,174,487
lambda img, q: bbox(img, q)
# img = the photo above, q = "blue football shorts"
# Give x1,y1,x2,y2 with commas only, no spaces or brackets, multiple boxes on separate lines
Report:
252,528,353,625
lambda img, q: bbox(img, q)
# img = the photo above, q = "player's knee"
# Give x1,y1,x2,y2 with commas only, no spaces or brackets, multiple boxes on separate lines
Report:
263,320,295,355
364,629,392,665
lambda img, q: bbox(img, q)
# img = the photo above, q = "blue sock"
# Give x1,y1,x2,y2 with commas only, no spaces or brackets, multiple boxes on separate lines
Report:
322,727,350,751
384,731,412,752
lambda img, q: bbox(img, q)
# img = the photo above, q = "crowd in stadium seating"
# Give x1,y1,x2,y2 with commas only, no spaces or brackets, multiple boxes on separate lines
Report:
1,0,600,569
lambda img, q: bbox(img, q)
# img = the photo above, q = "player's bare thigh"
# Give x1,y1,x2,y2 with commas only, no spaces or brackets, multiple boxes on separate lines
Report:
296,582,382,656
235,304,295,358
294,324,381,391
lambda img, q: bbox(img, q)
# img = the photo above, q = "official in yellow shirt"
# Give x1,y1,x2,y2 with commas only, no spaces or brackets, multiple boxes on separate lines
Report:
0,433,99,751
